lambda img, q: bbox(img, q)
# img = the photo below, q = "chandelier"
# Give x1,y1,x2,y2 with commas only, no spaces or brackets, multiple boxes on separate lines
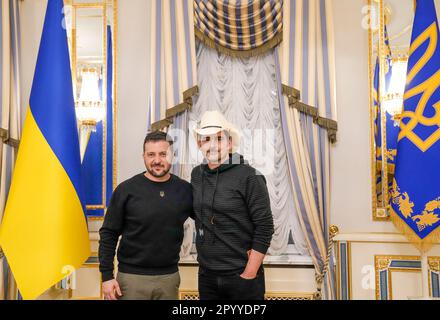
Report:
75,67,105,132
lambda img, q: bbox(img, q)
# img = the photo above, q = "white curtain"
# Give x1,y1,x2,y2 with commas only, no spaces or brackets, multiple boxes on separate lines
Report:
1,0,21,300
179,42,309,257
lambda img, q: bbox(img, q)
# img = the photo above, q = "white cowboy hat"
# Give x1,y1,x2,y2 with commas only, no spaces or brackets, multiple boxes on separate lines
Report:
193,110,241,153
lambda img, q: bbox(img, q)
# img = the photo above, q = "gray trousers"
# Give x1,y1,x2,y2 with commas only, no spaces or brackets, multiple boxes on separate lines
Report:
116,271,180,300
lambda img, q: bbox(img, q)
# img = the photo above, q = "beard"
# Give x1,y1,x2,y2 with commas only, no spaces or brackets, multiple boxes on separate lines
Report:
146,163,171,178
205,149,228,164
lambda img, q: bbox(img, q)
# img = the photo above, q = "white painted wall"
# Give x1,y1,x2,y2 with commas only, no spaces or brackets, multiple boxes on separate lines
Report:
331,0,390,233
116,0,151,182
18,0,46,128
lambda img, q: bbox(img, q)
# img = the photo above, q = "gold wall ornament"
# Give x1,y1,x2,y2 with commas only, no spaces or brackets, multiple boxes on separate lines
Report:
329,225,339,237
428,257,440,273
376,256,391,271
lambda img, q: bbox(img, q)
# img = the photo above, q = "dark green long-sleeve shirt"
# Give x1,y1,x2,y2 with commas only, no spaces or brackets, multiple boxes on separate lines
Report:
191,153,274,273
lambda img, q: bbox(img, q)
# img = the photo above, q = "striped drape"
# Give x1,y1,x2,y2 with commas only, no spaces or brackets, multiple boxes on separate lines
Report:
194,0,283,57
149,0,198,135
148,0,337,299
0,0,21,301
276,0,337,299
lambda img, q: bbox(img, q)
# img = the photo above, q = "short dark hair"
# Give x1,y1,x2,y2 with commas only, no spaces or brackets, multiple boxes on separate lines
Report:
143,131,174,152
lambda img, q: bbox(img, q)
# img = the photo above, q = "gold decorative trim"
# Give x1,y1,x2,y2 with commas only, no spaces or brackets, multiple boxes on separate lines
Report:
178,290,315,300
282,85,338,143
86,205,106,210
265,292,314,300
281,84,301,100
151,118,174,132
428,257,440,272
378,0,389,210
428,257,440,296
179,290,200,300
0,128,20,149
368,0,381,221
389,206,440,253
165,102,191,119
295,102,319,118
194,28,283,59
183,85,199,101
87,216,105,221
151,86,199,132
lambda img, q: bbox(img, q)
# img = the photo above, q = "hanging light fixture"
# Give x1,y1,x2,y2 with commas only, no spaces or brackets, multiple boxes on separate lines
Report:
382,57,408,122
75,67,105,132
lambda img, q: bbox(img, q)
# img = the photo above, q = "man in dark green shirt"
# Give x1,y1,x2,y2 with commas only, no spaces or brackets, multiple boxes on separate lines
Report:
191,111,274,300
99,131,193,300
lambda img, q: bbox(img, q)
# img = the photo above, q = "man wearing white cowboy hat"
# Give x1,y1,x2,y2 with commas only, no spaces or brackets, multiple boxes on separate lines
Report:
191,110,274,300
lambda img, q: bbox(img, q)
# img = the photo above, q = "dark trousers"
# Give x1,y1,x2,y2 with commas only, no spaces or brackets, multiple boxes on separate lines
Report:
198,268,266,300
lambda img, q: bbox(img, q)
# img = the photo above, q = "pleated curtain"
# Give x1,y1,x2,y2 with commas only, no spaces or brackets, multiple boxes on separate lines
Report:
0,0,22,301
276,0,337,299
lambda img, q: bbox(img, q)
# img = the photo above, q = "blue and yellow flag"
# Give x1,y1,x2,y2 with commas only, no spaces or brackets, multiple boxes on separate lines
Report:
0,0,90,299
390,0,440,251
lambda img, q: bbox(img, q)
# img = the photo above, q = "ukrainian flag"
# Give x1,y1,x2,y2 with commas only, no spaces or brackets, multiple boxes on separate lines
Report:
0,0,90,299
390,0,440,251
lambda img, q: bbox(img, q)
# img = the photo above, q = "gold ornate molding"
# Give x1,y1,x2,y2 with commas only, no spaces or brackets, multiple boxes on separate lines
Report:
178,290,315,300
373,255,440,300
376,256,392,270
